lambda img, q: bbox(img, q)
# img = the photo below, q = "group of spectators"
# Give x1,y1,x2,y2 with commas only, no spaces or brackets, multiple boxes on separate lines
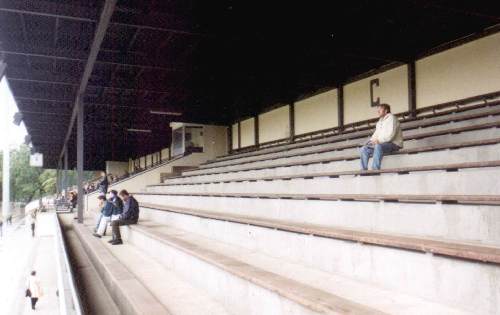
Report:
92,189,140,245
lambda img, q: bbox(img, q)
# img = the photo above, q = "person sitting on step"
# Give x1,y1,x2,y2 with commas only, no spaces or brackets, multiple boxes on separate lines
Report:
109,190,140,245
109,189,123,221
93,195,116,238
359,103,403,171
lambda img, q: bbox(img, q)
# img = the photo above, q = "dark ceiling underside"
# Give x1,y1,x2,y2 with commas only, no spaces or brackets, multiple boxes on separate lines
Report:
0,0,499,169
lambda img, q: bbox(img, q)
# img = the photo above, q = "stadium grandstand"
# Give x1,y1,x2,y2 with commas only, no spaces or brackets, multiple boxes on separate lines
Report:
1,0,500,314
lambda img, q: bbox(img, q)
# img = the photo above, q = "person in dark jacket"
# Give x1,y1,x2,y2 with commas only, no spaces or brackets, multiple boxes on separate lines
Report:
109,190,123,221
93,195,116,238
109,190,140,245
69,191,78,212
98,171,109,195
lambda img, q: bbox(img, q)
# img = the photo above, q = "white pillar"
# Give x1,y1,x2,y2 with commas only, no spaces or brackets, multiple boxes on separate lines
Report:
1,62,9,218
2,143,10,218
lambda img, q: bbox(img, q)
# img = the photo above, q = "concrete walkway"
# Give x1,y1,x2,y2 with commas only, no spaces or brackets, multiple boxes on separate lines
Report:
0,212,60,315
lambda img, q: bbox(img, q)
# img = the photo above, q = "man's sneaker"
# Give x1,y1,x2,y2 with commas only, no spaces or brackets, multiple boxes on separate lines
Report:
108,239,115,243
92,233,101,238
111,239,123,245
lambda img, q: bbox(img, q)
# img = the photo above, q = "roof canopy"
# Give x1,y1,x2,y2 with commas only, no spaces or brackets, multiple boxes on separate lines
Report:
1,0,498,169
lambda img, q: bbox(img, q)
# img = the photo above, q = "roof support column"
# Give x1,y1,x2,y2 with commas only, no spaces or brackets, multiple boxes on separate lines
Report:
254,116,259,148
227,125,232,154
63,148,68,192
1,61,10,219
77,97,84,223
73,0,117,223
289,103,295,143
58,0,117,175
56,160,61,195
408,61,417,117
337,85,344,132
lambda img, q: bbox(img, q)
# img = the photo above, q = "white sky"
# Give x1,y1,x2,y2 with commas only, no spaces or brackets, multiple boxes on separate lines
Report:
0,77,28,149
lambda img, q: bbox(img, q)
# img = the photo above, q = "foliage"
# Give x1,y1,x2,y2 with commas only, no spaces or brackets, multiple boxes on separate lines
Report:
0,145,97,202
0,145,56,202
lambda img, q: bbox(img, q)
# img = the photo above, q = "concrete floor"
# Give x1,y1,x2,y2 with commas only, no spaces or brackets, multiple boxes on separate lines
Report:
0,213,60,315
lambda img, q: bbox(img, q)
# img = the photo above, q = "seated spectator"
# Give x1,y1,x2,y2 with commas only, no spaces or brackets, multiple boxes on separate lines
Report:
359,103,403,170
109,190,123,222
98,171,109,196
93,195,116,238
110,190,140,245
69,191,78,212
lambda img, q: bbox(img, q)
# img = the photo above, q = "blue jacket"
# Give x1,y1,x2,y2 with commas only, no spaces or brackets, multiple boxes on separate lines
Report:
110,197,123,215
100,201,116,217
121,196,140,223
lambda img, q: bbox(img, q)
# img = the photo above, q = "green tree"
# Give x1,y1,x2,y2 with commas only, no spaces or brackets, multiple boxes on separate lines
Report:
0,145,56,202
1,145,97,203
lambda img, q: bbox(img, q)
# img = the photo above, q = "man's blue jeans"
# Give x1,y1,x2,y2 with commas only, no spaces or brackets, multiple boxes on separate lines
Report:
360,142,400,170
95,213,102,231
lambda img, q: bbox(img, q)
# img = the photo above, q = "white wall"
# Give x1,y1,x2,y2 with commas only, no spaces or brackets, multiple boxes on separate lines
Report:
258,106,290,143
344,65,409,124
294,89,338,135
161,148,169,160
232,123,239,149
416,32,500,108
204,125,228,158
240,118,256,147
106,161,128,177
86,125,227,211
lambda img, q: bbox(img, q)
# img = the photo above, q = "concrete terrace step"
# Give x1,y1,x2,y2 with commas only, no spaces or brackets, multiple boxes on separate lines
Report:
192,123,500,176
96,233,232,315
155,160,500,186
197,118,500,172
134,193,500,245
130,204,499,313
138,191,500,205
123,223,469,315
165,139,500,184
62,225,121,315
204,111,500,169
182,135,500,177
72,219,231,315
138,202,500,264
72,222,170,315
150,166,500,197
207,101,500,165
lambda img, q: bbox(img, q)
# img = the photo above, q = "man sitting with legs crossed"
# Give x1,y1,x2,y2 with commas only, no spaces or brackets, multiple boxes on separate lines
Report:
360,103,403,170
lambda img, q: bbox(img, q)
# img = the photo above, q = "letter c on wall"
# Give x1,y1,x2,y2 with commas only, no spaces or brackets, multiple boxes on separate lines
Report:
370,78,380,107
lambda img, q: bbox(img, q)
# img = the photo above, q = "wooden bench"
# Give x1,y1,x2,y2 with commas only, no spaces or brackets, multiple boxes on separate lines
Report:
153,160,500,186
127,223,386,315
137,192,500,205
209,99,500,164
138,201,500,264
197,119,500,172
72,222,171,315
171,137,500,179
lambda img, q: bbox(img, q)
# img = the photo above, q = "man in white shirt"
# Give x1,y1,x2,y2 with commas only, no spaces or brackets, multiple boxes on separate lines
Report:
360,103,403,170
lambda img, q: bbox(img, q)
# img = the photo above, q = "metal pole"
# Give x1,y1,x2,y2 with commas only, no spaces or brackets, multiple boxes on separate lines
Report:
56,166,60,195
0,61,9,219
58,0,118,163
2,140,10,219
77,97,84,223
63,149,68,193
